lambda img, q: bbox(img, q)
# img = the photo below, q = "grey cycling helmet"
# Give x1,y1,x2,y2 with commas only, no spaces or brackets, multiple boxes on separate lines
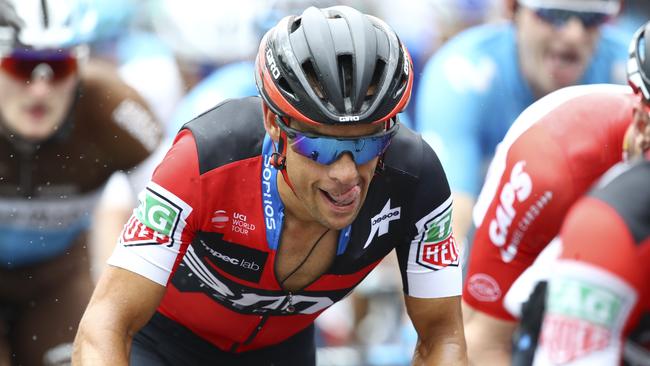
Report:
255,5,413,125
627,21,650,102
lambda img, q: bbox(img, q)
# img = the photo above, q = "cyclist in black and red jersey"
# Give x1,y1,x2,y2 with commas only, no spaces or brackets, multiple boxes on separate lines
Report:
527,154,650,366
0,1,163,365
73,5,468,366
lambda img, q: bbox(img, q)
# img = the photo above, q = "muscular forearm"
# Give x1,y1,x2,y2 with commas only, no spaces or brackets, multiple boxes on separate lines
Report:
72,305,135,366
73,327,131,365
412,336,468,366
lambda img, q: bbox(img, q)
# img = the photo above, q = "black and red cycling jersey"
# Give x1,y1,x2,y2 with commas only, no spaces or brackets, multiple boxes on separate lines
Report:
532,158,650,365
109,96,462,352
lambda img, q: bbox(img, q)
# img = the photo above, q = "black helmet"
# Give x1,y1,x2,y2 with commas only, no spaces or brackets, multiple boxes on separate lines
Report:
628,21,650,103
255,5,413,125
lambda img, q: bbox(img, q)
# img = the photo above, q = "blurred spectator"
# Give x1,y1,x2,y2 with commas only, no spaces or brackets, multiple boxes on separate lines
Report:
415,0,628,245
0,0,163,365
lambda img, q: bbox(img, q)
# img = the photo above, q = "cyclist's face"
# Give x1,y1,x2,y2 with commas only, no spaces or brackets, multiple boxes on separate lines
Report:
266,112,383,230
0,67,77,142
623,102,650,160
516,6,601,97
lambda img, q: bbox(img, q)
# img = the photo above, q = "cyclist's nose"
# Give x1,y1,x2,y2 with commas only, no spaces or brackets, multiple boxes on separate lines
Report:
559,17,589,41
327,152,359,184
27,77,54,97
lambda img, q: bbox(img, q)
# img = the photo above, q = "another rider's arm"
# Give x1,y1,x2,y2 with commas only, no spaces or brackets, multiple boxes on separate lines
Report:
72,267,166,365
462,124,575,365
406,295,467,365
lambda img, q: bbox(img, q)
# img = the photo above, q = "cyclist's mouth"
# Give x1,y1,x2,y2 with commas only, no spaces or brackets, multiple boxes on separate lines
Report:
25,104,49,120
320,186,360,208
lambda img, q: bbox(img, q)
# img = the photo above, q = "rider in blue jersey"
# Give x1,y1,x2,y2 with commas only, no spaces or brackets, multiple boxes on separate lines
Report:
415,0,628,244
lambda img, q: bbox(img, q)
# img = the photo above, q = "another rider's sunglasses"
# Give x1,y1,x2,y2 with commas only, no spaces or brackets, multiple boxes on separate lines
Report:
0,49,79,83
532,8,611,28
275,116,398,165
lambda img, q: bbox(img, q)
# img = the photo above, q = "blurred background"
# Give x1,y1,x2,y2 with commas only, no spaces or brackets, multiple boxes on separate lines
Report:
80,0,649,365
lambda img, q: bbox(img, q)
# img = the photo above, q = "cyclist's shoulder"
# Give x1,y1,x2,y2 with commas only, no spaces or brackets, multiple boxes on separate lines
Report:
419,23,512,99
182,97,266,173
79,59,131,96
589,159,650,235
428,22,514,64
383,125,443,180
597,25,631,52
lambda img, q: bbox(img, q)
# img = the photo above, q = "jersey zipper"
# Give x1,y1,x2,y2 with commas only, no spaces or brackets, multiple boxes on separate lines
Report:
228,293,297,352
229,314,269,352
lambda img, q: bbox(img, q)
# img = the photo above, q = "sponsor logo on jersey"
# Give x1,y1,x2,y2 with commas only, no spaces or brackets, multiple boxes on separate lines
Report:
112,99,161,152
539,278,626,363
121,184,191,247
363,199,401,249
415,203,458,270
231,212,256,236
194,232,268,283
467,273,501,302
178,246,337,314
488,160,533,262
262,154,277,231
211,210,229,229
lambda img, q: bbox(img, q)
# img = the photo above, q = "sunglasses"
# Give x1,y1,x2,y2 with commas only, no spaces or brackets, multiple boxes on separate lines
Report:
275,116,398,165
532,8,611,28
0,49,79,83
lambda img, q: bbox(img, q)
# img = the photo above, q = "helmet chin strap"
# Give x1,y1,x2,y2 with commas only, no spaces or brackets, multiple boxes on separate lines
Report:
270,129,299,197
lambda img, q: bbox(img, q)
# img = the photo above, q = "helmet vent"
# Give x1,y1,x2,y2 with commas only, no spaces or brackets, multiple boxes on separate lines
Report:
277,76,293,97
338,54,353,100
302,60,326,99
368,59,386,101
290,18,302,34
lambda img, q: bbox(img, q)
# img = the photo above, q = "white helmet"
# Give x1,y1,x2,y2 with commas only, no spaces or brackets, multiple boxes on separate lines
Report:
0,0,97,52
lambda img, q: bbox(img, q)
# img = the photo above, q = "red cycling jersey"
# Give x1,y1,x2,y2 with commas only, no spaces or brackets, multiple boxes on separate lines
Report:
464,85,634,320
533,158,650,365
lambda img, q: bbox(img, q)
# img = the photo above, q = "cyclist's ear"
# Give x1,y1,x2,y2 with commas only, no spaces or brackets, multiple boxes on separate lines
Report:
262,103,281,143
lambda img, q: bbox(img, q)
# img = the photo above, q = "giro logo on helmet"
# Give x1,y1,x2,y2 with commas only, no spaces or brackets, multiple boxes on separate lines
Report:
338,116,360,122
402,47,410,76
265,48,281,80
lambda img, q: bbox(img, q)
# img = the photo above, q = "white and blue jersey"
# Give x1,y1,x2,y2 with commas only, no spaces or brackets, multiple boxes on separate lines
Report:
415,23,628,196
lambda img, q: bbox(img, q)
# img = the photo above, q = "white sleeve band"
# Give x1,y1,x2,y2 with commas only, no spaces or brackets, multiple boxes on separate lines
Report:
406,264,463,298
107,244,173,286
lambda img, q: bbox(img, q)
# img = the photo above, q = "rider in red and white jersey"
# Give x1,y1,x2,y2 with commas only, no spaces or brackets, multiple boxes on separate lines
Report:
462,20,650,365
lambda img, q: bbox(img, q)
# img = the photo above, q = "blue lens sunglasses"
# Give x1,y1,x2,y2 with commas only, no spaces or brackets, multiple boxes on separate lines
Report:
275,116,399,165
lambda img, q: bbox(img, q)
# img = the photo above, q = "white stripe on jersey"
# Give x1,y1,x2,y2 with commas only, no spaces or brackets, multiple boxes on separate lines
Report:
473,84,630,226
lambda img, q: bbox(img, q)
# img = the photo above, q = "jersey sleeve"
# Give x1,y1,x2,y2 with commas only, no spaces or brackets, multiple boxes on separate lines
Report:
395,138,462,298
533,197,646,365
107,130,200,286
464,125,577,320
414,44,494,196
